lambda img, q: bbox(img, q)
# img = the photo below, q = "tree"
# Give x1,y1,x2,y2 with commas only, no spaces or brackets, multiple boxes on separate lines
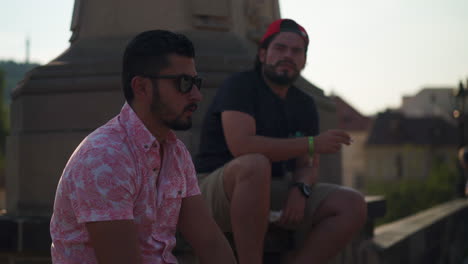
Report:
365,158,458,225
0,68,7,154
0,68,6,187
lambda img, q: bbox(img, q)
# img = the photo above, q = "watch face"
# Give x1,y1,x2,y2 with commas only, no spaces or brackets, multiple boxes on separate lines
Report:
302,185,311,197
292,182,311,198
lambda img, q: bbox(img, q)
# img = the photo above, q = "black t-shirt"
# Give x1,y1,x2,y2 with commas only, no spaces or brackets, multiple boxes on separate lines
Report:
195,70,319,178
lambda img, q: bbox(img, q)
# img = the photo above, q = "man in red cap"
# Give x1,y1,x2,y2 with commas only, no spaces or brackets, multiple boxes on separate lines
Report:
195,19,367,264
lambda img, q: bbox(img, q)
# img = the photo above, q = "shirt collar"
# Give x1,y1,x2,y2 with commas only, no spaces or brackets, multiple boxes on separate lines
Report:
118,103,178,153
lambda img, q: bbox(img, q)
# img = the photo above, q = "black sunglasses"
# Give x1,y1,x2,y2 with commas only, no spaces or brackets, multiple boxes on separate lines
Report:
142,74,202,94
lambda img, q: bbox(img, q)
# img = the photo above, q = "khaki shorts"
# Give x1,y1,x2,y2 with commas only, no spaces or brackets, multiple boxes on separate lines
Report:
198,165,339,245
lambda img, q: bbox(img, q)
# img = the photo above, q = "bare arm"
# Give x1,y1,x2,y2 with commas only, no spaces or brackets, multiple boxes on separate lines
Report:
222,111,308,161
292,154,320,185
222,111,351,161
279,155,320,226
178,195,236,264
86,220,142,264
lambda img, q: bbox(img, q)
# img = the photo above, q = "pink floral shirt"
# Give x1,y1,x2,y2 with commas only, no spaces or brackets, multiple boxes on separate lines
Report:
50,103,200,264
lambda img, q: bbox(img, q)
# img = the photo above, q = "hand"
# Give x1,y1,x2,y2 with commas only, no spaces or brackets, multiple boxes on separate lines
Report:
314,130,351,154
278,188,306,227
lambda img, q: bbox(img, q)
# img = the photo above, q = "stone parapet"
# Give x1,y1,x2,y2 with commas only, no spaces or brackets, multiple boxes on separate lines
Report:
368,198,468,264
0,197,385,264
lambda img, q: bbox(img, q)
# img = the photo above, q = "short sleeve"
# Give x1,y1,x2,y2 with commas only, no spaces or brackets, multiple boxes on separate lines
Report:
307,100,320,136
212,72,256,117
66,148,136,223
290,87,320,137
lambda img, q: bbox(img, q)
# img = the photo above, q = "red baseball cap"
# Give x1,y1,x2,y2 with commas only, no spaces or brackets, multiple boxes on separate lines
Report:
260,19,309,48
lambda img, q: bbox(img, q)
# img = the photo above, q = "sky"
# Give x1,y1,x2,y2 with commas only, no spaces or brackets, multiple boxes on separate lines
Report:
1,0,467,116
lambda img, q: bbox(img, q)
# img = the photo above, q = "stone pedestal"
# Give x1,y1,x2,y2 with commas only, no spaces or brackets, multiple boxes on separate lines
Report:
5,0,340,218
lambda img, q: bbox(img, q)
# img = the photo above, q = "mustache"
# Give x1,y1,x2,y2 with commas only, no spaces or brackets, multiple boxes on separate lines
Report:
184,103,198,112
274,60,297,69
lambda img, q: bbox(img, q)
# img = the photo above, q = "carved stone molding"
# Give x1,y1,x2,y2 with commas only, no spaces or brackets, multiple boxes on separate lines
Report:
245,0,276,43
69,0,83,43
191,0,231,30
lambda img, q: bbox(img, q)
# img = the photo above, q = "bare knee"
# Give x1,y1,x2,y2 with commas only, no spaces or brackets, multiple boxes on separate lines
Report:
340,189,367,226
316,188,367,228
336,189,367,228
227,153,271,183
224,153,271,192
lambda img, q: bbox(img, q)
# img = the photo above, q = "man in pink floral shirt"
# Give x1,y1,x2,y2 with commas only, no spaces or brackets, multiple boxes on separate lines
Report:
50,30,236,264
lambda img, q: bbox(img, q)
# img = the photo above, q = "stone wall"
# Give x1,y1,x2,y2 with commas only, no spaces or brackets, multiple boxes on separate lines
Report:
367,198,468,264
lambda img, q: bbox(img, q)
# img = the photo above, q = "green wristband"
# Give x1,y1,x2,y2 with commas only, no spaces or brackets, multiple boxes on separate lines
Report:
308,136,314,156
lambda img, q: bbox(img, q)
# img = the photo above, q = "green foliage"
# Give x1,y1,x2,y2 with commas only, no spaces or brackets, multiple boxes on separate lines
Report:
0,68,7,150
0,68,6,187
0,60,39,104
0,60,39,187
365,159,459,225
0,60,39,151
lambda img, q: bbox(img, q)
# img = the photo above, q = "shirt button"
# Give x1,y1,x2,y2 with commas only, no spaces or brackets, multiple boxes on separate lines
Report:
153,168,157,172
144,144,149,149
178,190,182,195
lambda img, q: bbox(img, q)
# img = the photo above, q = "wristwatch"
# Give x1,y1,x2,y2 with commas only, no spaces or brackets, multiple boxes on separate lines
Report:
291,182,312,198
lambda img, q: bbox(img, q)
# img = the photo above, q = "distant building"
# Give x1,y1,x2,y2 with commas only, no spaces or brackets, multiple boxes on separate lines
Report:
366,111,457,181
331,96,371,189
400,87,456,123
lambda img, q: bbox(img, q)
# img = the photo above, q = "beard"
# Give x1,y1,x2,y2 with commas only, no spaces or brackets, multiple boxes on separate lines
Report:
150,87,195,131
263,60,301,85
162,110,193,131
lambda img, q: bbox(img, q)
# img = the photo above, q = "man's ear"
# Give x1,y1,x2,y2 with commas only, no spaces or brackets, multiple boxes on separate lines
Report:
258,48,266,64
131,76,152,102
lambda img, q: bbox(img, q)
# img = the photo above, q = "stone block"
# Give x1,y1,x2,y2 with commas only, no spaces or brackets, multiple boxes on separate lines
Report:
0,216,51,253
0,217,17,251
20,218,51,252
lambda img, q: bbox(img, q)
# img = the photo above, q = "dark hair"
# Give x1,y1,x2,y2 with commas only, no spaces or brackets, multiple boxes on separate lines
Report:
254,33,278,72
122,30,195,103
